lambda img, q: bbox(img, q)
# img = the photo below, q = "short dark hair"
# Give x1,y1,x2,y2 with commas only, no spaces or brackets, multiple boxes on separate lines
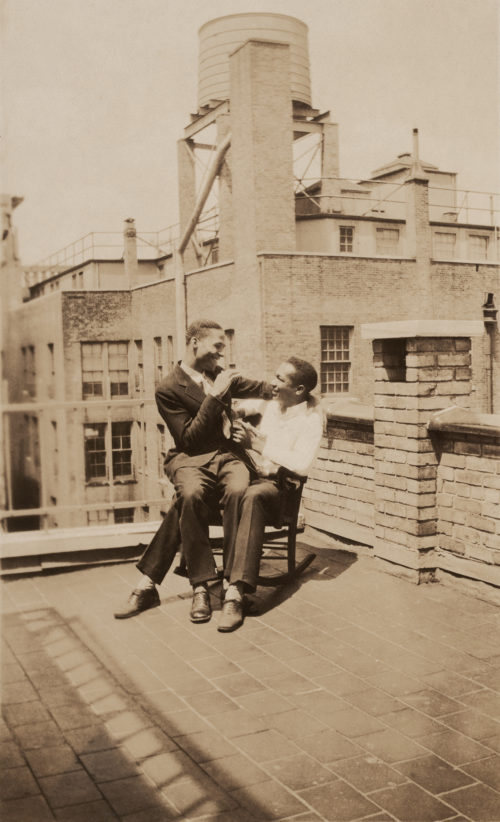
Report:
185,319,222,344
287,356,318,394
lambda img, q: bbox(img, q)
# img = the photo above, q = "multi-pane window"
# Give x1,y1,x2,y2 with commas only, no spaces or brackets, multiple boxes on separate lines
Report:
84,421,134,482
108,343,129,396
134,340,144,393
112,421,132,478
114,508,134,524
154,337,163,387
84,423,107,481
82,343,104,398
320,326,351,394
468,234,489,260
339,226,354,253
81,342,129,399
434,231,456,259
376,228,399,255
157,423,167,476
87,509,109,525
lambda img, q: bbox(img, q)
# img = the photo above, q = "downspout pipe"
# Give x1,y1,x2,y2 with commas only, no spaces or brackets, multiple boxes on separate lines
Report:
175,132,232,360
483,293,497,413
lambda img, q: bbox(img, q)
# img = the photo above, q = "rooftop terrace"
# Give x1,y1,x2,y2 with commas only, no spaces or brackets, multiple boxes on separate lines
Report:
2,530,500,821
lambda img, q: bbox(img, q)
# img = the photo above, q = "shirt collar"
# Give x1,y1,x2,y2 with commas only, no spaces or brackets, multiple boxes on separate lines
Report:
180,361,205,385
279,400,309,419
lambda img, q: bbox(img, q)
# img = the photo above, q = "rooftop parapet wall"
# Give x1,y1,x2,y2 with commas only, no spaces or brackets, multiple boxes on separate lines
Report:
304,399,500,600
428,407,500,590
302,321,500,601
303,401,374,546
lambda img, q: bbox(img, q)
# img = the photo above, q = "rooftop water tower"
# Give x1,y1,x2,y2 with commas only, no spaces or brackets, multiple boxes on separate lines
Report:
175,13,339,362
197,13,312,109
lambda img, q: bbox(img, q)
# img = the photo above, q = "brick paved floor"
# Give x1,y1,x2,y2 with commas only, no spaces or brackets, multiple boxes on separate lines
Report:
2,531,500,821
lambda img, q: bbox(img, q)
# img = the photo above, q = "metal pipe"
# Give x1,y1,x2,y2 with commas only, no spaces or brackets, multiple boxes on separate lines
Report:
483,294,497,413
488,327,494,414
412,127,420,163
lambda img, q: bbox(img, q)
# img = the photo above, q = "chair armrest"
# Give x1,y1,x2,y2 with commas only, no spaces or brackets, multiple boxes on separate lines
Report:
274,467,306,527
276,466,306,492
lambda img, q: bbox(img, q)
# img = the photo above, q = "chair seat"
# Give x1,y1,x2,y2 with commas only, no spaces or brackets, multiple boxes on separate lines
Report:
174,467,316,587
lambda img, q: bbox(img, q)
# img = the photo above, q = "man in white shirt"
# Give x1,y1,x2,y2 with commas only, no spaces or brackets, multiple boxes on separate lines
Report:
114,344,322,632
219,356,323,631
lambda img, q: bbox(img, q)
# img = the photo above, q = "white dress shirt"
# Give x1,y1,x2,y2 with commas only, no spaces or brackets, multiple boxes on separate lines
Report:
252,399,323,477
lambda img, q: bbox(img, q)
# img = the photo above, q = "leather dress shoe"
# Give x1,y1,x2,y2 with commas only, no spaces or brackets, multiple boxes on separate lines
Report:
114,587,160,619
190,589,211,623
218,599,244,632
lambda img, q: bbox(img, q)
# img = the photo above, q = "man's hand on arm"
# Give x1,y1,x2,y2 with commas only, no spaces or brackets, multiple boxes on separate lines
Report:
209,369,241,400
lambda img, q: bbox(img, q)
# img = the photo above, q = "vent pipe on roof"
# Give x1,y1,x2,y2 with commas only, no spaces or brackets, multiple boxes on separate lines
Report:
410,128,428,180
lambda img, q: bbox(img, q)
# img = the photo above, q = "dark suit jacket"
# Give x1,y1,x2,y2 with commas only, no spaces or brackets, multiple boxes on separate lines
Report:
155,364,271,479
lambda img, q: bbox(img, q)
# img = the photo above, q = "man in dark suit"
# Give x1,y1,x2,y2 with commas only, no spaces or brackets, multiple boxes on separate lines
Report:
114,319,271,623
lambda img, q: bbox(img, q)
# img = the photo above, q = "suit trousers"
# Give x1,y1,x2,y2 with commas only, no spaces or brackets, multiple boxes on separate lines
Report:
225,478,280,593
137,451,251,586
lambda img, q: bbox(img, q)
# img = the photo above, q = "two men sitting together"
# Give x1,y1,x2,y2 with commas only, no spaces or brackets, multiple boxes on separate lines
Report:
115,319,323,632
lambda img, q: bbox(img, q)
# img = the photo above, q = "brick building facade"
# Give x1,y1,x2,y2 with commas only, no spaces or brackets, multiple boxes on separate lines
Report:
1,15,499,585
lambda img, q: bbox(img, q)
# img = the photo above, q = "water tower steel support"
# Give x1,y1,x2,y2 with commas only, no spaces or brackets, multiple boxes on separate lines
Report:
174,132,232,360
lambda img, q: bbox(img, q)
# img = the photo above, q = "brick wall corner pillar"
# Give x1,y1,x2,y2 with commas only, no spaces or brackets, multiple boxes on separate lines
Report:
361,319,484,583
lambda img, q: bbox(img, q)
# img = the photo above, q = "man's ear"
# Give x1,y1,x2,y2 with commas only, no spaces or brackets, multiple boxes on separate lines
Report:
295,383,306,397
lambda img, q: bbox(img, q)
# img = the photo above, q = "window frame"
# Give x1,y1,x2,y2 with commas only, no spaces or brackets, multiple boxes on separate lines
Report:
83,420,134,484
375,227,400,256
339,225,354,253
111,421,133,480
468,233,489,261
114,508,134,524
108,342,129,397
433,230,457,259
320,326,352,395
134,340,144,394
84,423,107,482
154,337,164,387
81,341,130,400
87,508,110,525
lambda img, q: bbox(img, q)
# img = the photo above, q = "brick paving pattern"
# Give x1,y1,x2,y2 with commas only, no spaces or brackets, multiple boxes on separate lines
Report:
1,531,500,821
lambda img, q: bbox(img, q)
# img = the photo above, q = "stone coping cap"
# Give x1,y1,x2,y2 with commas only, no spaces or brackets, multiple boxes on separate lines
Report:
361,320,485,340
326,398,373,424
428,405,500,437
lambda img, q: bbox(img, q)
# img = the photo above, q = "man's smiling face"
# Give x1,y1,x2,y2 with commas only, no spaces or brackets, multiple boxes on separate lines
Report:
271,361,303,409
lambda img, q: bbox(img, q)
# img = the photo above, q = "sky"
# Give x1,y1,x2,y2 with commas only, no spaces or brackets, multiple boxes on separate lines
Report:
2,0,499,264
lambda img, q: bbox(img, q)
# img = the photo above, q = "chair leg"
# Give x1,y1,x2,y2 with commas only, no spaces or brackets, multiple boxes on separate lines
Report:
256,523,316,587
287,524,297,575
